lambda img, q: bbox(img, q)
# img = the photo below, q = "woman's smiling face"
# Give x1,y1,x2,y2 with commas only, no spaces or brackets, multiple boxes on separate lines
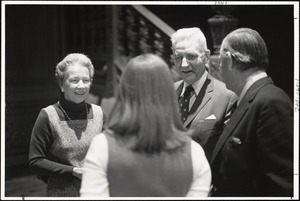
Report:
61,64,91,103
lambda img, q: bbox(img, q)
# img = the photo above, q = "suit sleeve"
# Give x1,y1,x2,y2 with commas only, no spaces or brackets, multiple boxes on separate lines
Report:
256,93,293,196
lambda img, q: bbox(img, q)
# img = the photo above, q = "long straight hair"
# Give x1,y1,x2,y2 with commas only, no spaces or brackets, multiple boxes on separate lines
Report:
107,54,190,153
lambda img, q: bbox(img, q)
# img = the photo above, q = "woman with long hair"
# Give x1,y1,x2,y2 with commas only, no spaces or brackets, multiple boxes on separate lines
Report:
80,53,211,197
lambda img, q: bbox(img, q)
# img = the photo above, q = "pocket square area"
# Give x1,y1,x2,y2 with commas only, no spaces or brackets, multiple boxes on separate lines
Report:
205,114,216,120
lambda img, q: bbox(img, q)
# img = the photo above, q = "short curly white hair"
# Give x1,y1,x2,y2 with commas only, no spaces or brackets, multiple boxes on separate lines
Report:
171,27,208,52
55,53,94,86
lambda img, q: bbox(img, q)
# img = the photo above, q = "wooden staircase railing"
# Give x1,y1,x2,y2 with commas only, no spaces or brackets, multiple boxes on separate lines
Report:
62,5,177,98
111,5,177,94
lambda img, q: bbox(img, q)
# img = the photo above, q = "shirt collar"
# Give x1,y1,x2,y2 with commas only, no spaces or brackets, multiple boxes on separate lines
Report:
237,71,267,106
181,70,208,97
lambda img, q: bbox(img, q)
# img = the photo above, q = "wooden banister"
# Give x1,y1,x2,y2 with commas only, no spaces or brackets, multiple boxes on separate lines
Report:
132,5,175,36
112,5,178,95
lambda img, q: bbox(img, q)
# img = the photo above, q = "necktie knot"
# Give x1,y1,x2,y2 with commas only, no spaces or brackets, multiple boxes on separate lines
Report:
184,85,194,97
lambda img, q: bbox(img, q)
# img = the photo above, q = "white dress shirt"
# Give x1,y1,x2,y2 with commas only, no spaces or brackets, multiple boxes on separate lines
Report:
237,71,268,106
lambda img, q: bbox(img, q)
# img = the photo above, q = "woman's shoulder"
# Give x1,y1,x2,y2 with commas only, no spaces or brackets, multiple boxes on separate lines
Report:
39,103,58,116
191,140,205,156
101,129,116,139
88,103,101,108
87,103,105,120
33,103,59,127
88,103,104,112
42,103,57,110
93,129,114,140
87,133,109,159
92,132,107,143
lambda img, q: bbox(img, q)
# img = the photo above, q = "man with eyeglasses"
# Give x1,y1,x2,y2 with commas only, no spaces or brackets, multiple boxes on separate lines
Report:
210,28,293,197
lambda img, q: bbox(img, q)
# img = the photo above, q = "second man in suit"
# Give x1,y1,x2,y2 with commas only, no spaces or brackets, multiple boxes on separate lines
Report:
171,27,237,161
210,28,293,197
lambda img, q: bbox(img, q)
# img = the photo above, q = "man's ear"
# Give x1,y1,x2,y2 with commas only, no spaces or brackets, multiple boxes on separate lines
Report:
60,84,64,92
225,51,233,70
203,49,211,64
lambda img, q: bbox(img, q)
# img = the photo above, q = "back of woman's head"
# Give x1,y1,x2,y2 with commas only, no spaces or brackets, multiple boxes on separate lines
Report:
108,53,188,153
120,53,176,112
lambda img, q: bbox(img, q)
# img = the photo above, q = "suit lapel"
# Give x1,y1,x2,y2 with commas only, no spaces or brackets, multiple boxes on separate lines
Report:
175,81,184,100
210,99,249,162
184,76,212,128
210,77,274,163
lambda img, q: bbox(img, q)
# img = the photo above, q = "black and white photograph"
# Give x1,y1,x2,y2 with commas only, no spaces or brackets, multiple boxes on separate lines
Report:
1,1,299,200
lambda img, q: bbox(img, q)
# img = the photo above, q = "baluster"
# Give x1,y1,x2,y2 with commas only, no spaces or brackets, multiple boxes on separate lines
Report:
117,6,128,57
153,31,164,57
161,36,173,68
116,5,175,73
138,17,153,54
125,7,139,58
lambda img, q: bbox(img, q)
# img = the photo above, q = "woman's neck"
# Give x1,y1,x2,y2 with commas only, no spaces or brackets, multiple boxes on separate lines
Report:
60,95,85,112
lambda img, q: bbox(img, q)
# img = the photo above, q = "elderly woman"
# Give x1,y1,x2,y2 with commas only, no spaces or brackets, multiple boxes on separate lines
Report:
29,53,104,197
80,53,211,197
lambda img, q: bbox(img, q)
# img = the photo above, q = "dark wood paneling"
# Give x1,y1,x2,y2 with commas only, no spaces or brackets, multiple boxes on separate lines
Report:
5,175,46,197
5,5,112,172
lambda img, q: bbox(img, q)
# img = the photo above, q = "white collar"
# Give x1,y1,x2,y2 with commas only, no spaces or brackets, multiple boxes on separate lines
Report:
237,71,267,106
181,70,208,97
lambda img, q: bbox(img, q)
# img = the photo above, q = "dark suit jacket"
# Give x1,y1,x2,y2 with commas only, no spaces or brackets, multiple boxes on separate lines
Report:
175,73,237,161
211,77,293,197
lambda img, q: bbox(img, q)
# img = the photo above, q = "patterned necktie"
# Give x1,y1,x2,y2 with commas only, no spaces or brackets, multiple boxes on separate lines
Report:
179,85,194,123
